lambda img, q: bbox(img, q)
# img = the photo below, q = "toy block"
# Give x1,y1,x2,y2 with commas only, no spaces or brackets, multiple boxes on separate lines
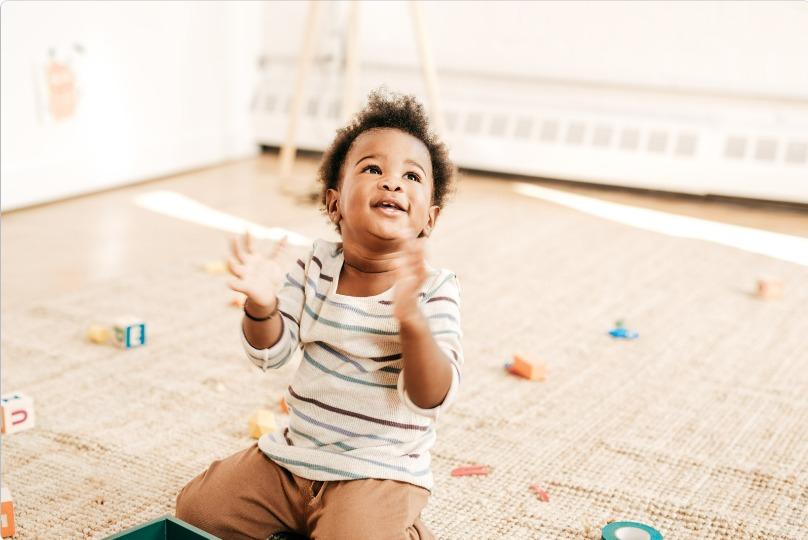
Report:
529,483,550,502
113,316,146,349
279,397,289,414
248,409,276,439
505,354,547,381
756,278,783,299
87,324,112,344
1,392,35,434
1,484,15,538
450,465,490,477
202,260,228,275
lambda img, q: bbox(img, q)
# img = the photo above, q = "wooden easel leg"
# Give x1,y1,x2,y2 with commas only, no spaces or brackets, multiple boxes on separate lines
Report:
409,0,446,137
341,0,361,125
279,0,323,194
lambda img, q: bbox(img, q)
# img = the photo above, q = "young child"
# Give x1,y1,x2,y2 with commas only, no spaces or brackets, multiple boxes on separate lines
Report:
176,90,462,540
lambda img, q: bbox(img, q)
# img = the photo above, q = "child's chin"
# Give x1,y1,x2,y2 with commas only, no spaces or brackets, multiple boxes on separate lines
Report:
368,224,410,242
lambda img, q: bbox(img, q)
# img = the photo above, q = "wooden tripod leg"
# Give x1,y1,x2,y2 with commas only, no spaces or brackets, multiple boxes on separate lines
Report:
409,0,446,137
279,0,323,194
341,0,361,125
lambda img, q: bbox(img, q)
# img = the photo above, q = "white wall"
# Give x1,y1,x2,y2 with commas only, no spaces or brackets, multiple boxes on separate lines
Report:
4,1,807,209
254,1,808,203
1,1,264,211
262,0,808,100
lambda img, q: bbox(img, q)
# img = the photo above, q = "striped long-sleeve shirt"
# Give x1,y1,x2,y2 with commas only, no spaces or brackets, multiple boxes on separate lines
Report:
241,239,463,492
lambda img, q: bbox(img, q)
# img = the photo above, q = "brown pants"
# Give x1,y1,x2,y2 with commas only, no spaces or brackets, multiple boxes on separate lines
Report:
175,444,433,540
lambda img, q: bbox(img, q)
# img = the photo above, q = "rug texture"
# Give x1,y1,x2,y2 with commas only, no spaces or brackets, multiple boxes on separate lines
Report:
2,185,807,539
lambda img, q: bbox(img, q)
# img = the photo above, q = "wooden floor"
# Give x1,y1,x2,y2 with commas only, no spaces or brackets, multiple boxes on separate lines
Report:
2,152,807,313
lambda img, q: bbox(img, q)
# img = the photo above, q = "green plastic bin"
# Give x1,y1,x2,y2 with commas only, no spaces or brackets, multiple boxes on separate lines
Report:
104,516,221,540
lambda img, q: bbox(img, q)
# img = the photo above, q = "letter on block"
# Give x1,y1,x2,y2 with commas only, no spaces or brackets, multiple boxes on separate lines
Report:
113,317,147,349
1,484,15,538
1,393,35,434
248,410,276,439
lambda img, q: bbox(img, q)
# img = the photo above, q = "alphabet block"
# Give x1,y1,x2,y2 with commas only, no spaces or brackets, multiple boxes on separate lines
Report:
1,393,35,434
113,317,146,349
505,354,547,381
1,485,15,538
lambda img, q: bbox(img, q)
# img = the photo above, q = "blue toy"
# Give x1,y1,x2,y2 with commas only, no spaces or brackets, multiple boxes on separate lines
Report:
608,327,639,339
608,319,638,339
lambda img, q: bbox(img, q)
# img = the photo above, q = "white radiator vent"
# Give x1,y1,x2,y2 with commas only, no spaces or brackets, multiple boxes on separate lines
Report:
514,117,532,139
463,112,483,135
618,129,640,151
252,66,808,203
786,142,808,164
675,134,698,157
539,120,559,143
725,136,746,159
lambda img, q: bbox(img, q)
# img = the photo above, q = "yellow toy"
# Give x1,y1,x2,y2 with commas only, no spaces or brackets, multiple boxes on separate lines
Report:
87,325,112,344
248,410,276,439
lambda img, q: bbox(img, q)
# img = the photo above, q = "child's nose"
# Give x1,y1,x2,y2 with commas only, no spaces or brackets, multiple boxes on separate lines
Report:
379,177,403,192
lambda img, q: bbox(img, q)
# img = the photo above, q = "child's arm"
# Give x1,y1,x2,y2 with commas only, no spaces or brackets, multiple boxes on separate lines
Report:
394,237,462,413
241,300,284,350
228,233,306,370
399,315,454,409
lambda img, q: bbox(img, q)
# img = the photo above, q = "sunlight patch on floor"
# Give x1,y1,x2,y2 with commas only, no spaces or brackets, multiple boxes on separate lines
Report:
513,183,808,266
133,190,311,246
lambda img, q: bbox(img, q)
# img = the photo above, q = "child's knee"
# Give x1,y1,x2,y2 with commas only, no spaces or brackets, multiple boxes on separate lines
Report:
174,478,207,526
312,510,430,540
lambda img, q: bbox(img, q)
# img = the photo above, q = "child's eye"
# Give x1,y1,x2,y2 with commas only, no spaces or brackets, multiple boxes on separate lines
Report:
405,172,421,182
362,165,381,174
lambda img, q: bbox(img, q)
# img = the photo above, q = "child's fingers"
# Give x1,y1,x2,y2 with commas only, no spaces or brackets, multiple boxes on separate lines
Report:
231,236,247,264
397,259,427,288
244,230,257,255
407,232,425,255
227,280,247,295
227,257,245,278
405,241,425,268
270,235,288,260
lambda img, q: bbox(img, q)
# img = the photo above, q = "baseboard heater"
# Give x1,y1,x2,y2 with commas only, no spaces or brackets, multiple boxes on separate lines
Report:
252,62,808,204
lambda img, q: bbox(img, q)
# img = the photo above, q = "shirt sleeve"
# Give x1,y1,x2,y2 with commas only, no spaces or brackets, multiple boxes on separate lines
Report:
397,271,463,420
241,243,312,371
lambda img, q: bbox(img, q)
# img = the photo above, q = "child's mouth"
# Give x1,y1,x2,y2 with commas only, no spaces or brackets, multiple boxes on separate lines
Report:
372,200,407,216
374,204,405,216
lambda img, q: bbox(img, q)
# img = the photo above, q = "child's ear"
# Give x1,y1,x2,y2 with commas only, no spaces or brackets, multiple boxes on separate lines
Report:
420,205,441,238
325,188,342,226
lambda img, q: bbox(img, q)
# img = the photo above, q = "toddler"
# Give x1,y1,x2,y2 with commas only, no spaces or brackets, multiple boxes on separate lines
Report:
176,90,463,540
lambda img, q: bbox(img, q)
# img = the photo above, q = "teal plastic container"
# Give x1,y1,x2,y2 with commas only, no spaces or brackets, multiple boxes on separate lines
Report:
104,516,220,540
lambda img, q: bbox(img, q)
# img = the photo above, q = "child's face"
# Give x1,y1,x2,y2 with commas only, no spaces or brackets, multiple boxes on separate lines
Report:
327,128,440,245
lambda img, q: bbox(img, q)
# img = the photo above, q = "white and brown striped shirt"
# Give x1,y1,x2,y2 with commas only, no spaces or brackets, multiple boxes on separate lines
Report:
241,239,463,492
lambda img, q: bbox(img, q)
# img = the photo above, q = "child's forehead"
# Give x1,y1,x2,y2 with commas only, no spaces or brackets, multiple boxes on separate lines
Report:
348,128,431,163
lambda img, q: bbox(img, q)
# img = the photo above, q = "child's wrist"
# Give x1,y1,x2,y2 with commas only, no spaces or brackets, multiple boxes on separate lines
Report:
244,297,278,320
397,311,428,332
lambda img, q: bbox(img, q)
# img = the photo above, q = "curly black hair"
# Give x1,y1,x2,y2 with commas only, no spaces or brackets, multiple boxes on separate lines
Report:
317,89,456,232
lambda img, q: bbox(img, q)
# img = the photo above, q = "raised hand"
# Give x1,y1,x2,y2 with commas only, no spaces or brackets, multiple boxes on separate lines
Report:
227,232,287,310
392,233,429,326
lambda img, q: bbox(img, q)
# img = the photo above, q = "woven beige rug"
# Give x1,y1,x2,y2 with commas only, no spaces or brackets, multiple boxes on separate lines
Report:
2,183,807,539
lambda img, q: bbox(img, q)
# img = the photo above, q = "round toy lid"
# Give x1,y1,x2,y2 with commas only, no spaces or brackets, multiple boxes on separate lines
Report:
602,521,663,540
